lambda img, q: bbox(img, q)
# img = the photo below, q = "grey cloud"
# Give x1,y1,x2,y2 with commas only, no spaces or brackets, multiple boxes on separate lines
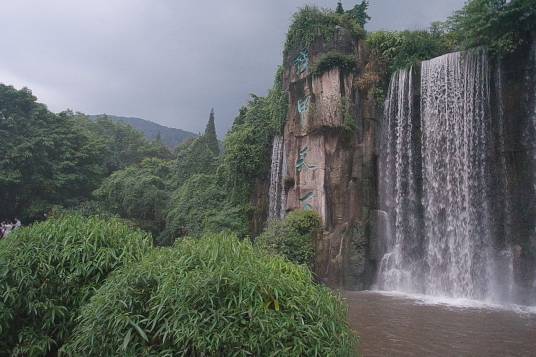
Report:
0,0,465,137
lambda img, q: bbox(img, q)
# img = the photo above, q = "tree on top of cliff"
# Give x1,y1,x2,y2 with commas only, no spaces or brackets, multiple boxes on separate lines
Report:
348,1,371,28
204,108,219,155
447,0,536,54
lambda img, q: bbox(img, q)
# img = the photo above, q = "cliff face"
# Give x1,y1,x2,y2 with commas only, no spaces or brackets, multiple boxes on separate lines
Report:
267,26,535,297
277,28,378,289
492,36,536,303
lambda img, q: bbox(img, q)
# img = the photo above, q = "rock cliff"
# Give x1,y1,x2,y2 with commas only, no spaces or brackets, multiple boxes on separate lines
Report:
270,27,379,289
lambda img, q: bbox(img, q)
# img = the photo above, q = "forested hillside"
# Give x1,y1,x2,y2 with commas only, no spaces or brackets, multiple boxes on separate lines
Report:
0,84,171,222
89,114,197,150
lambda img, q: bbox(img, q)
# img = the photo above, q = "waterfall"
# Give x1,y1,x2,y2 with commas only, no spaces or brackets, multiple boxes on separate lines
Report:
421,49,494,300
268,136,284,220
377,67,423,292
279,136,288,219
376,49,522,303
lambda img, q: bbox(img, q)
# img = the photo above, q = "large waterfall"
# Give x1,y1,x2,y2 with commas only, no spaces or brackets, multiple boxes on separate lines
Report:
376,49,526,303
421,50,495,299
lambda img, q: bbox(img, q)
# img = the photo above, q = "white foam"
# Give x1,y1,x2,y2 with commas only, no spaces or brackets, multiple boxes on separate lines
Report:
365,290,536,315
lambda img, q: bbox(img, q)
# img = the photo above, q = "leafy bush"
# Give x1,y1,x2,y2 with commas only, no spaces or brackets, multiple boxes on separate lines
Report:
94,158,173,236
0,214,151,356
365,29,454,102
221,68,287,204
173,111,220,188
85,114,173,174
284,6,364,55
311,51,358,76
62,234,357,356
161,174,248,245
256,210,321,268
448,0,536,54
0,86,107,222
367,30,453,77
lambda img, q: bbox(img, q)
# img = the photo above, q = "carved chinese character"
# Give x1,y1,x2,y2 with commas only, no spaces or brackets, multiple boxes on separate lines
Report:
293,50,309,75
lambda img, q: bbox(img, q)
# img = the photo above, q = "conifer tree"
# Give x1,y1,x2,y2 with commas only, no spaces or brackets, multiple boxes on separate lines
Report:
204,108,220,155
336,1,344,14
349,1,371,28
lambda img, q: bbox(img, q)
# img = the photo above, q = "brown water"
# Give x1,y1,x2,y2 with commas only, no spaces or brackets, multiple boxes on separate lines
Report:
344,291,536,357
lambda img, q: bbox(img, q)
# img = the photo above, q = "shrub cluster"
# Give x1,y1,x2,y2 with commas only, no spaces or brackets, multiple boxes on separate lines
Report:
63,234,357,356
256,210,321,268
0,214,151,355
311,51,358,76
284,6,364,55
448,0,536,54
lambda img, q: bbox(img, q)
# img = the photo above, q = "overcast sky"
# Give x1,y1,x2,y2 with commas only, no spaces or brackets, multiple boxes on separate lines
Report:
0,0,465,137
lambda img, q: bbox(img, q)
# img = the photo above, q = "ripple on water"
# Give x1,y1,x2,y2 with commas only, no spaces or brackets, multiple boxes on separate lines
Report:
343,291,536,357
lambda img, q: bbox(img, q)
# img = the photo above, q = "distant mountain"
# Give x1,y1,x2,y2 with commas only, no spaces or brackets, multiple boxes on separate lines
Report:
89,114,197,150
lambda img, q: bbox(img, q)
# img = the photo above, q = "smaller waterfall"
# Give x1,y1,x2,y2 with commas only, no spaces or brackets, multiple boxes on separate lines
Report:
377,67,423,293
268,136,284,220
279,137,289,219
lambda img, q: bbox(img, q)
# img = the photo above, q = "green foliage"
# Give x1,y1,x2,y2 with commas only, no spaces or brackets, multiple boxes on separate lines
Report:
367,30,454,76
161,74,288,242
0,85,107,221
62,234,357,356
256,210,321,268
204,108,220,155
0,214,151,356
88,115,197,150
448,0,536,54
336,1,344,14
94,158,174,236
341,97,357,138
366,28,454,102
85,114,172,175
161,174,248,245
312,51,358,76
348,1,371,28
222,69,288,204
0,85,172,222
284,6,364,55
174,135,219,187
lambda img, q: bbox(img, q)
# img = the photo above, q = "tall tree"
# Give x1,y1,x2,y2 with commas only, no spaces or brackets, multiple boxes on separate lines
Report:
349,1,371,28
336,1,344,14
204,108,219,155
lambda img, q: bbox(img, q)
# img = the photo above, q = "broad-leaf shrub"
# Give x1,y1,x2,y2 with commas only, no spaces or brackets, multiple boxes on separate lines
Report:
256,210,321,268
0,214,151,356
284,6,364,55
62,234,357,356
94,158,173,236
448,0,536,54
160,174,248,245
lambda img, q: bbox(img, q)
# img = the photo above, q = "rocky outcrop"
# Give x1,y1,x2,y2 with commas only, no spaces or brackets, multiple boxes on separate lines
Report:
275,28,379,289
491,36,536,304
